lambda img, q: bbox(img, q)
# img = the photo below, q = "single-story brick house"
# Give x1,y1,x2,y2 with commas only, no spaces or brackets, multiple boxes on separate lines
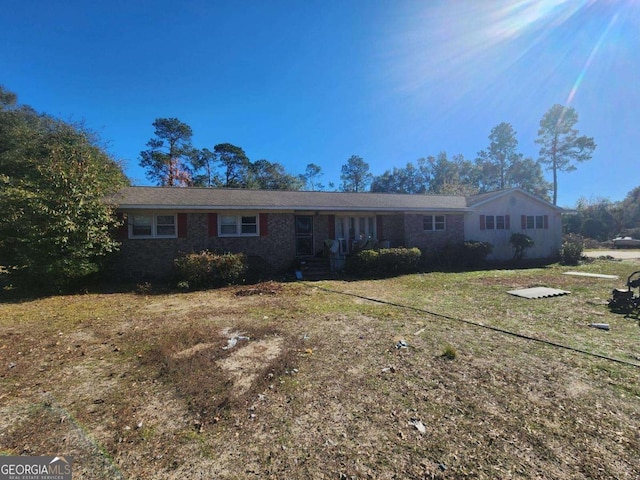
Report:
109,186,563,278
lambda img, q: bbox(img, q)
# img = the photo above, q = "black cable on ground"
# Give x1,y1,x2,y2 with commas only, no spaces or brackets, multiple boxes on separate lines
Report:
310,284,640,369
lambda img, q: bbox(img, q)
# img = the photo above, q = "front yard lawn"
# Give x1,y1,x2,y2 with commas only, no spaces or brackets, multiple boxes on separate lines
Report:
1,260,639,479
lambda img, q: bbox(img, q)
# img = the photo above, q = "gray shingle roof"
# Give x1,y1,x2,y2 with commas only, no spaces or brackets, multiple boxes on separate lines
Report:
110,186,472,212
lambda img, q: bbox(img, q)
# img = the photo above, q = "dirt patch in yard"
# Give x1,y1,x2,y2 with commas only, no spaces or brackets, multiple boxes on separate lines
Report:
1,273,640,479
218,336,285,396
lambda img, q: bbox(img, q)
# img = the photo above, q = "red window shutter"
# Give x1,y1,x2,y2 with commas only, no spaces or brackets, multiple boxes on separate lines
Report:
259,213,268,236
521,215,527,230
544,215,549,229
177,213,188,238
505,215,510,230
328,215,336,238
208,213,218,237
479,215,486,230
115,212,128,240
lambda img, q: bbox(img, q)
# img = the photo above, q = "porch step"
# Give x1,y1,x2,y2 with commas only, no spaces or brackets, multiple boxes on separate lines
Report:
298,258,335,281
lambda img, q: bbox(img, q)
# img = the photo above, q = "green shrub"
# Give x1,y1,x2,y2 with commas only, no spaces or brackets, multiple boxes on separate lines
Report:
379,248,422,274
174,250,247,289
560,233,584,265
346,249,379,277
346,247,421,277
461,241,493,267
510,233,534,261
434,241,492,269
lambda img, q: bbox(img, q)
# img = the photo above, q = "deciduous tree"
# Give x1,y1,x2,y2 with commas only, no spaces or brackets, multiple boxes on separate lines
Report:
427,152,479,195
0,86,128,288
371,158,430,194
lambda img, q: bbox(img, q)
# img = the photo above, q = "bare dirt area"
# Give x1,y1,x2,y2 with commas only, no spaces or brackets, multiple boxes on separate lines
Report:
1,265,640,479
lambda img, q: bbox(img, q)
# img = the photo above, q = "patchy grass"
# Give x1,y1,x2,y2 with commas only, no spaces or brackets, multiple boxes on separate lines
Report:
1,260,640,479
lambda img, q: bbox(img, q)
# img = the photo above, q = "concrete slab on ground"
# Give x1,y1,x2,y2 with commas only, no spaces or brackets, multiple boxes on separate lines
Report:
507,287,571,299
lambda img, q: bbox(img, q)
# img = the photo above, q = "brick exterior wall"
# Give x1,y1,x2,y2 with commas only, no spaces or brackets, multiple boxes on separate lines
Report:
111,212,296,280
379,215,405,247
110,211,466,280
403,214,465,253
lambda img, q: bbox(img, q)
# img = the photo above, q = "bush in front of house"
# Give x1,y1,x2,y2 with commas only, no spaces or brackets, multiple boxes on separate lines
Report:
432,241,493,269
460,240,493,268
379,247,422,274
510,233,534,261
559,233,584,265
174,250,247,289
346,249,380,277
346,247,422,277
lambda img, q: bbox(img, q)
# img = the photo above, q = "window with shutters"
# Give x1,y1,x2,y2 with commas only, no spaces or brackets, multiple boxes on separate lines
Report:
524,215,546,230
219,214,259,237
522,215,549,230
485,215,507,230
481,215,508,230
129,213,177,238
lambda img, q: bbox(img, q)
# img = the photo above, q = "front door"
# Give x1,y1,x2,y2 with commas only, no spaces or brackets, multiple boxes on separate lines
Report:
295,215,314,256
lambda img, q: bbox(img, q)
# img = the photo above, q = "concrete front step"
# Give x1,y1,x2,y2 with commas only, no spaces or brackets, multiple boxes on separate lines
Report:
298,258,335,280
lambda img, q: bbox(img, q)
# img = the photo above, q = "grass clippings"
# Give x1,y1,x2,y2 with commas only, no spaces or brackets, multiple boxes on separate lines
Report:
1,269,640,479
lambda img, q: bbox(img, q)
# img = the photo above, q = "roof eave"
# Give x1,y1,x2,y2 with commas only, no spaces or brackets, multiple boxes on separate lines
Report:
116,204,473,213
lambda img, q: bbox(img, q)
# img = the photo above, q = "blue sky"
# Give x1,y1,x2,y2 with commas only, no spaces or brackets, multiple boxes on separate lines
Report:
2,0,639,207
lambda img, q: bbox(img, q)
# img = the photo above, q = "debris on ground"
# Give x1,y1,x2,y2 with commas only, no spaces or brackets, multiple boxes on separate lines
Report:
409,419,426,434
589,323,610,331
395,340,408,349
222,336,250,350
507,287,570,299
234,281,285,296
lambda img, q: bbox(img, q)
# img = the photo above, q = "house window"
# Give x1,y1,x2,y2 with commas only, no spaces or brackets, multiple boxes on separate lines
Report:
241,216,257,234
219,214,259,236
484,215,506,230
130,213,176,238
526,215,545,229
156,215,176,236
423,215,445,231
523,215,548,230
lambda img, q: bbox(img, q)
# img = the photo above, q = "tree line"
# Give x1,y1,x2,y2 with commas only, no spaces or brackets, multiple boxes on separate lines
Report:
564,189,640,242
2,84,634,290
140,105,596,206
140,118,309,190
